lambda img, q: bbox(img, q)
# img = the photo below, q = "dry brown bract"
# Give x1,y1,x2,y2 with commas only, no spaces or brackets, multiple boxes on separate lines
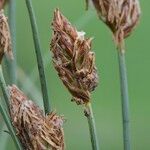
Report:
9,85,65,150
87,0,140,50
0,9,12,63
50,9,98,105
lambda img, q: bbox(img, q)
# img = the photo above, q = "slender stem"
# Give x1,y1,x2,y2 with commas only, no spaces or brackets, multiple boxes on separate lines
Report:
0,123,9,150
0,103,22,150
0,66,22,149
5,0,17,84
85,102,99,150
25,0,51,114
117,50,131,150
0,65,10,112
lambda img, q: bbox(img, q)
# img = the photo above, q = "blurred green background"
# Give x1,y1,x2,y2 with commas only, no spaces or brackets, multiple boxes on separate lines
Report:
0,0,150,149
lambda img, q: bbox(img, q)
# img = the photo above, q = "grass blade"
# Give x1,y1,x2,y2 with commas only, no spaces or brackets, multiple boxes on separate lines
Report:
0,65,10,111
4,0,17,84
85,103,100,150
0,103,22,150
118,50,131,150
25,0,51,114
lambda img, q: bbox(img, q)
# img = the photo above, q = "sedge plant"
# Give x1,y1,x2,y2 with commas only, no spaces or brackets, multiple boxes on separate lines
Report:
86,0,141,150
0,0,142,149
0,6,22,149
50,9,100,150
0,0,65,149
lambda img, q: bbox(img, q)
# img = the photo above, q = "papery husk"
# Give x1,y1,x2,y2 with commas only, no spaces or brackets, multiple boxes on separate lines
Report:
51,9,99,105
87,0,141,50
0,9,12,63
9,85,65,150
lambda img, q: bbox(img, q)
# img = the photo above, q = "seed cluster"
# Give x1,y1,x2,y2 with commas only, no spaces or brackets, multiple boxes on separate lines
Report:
0,9,12,63
51,9,99,105
88,0,140,49
9,85,65,150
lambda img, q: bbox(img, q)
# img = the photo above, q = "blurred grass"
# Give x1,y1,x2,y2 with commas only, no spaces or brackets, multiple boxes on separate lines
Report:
0,0,150,149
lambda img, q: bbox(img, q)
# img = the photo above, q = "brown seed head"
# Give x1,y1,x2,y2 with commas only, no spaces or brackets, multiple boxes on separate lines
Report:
88,0,141,50
0,9,13,63
50,9,99,105
9,85,65,150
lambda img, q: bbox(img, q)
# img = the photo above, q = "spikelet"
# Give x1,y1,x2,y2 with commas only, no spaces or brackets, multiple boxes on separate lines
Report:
0,9,12,63
9,85,65,150
87,0,141,50
50,9,99,105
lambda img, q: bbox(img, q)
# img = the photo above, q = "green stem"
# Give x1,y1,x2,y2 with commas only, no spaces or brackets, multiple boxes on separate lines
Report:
118,50,131,150
25,0,51,114
5,0,17,84
85,102,99,150
0,65,10,112
0,103,22,150
0,66,22,149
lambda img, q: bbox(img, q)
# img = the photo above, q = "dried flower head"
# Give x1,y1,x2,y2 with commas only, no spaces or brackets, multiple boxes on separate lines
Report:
9,85,65,150
0,9,12,63
50,9,99,105
87,0,141,50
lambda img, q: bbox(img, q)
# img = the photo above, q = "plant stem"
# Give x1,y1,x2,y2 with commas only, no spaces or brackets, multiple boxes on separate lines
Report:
85,102,99,150
25,0,51,114
0,103,22,150
0,66,22,149
117,50,131,150
5,0,17,84
0,65,10,112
